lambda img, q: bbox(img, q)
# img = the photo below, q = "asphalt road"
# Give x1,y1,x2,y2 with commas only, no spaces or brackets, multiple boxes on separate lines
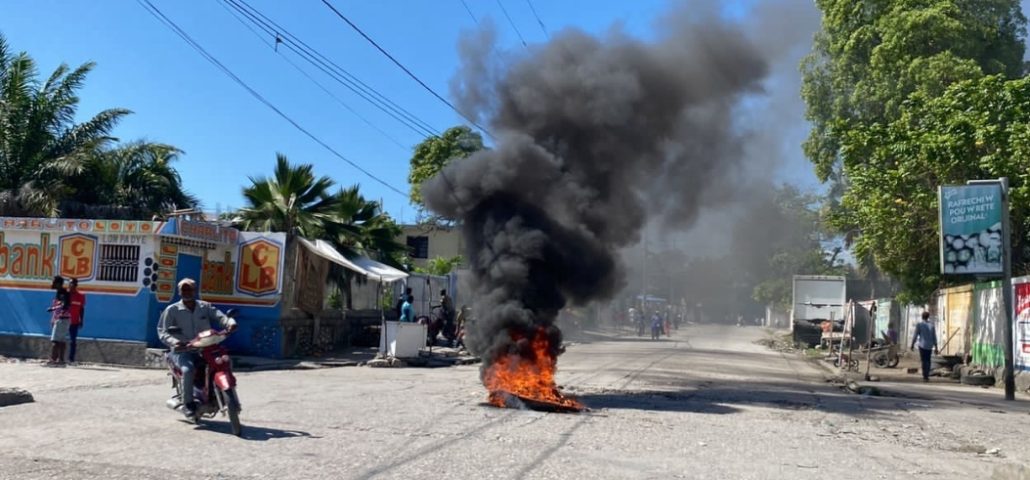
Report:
1,324,1028,480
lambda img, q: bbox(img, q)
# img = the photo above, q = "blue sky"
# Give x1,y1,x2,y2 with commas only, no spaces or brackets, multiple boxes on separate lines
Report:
2,0,811,223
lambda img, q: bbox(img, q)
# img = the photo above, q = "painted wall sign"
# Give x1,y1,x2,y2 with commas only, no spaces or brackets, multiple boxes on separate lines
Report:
0,217,162,234
58,233,97,280
202,251,236,295
179,219,238,245
237,237,282,296
0,232,57,280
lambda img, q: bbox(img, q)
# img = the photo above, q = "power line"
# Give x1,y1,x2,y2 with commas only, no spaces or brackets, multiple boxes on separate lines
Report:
458,0,479,26
224,0,440,139
216,0,410,150
524,0,549,38
227,0,438,138
136,0,408,197
494,0,529,49
320,0,495,141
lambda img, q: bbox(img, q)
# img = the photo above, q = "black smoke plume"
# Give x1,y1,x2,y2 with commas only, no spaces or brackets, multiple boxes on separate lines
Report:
422,17,768,376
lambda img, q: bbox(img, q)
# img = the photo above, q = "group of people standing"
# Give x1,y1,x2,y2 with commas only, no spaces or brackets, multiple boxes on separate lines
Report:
395,286,467,348
45,275,86,366
628,307,677,340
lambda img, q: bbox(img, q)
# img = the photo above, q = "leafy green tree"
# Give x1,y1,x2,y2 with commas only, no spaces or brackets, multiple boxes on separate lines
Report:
325,184,406,266
238,153,338,237
801,0,1026,181
836,75,1030,301
408,126,483,210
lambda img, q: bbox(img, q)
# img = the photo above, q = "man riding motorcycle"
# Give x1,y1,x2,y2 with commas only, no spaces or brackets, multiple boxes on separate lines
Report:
157,278,237,420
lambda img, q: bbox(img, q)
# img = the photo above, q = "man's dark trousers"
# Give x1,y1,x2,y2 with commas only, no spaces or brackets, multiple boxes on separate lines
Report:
919,347,933,380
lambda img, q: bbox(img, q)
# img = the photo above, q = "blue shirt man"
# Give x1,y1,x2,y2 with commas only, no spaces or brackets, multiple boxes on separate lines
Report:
399,295,414,322
910,312,939,382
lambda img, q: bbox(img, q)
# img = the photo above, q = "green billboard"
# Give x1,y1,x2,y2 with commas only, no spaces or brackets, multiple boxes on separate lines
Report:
939,184,1004,275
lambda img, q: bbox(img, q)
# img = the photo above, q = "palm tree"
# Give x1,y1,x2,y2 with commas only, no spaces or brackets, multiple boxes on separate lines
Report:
324,185,406,309
238,153,338,237
0,33,130,216
325,185,405,264
62,142,198,219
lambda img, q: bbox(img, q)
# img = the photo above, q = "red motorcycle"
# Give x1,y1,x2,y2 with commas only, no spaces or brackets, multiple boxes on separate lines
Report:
165,328,243,436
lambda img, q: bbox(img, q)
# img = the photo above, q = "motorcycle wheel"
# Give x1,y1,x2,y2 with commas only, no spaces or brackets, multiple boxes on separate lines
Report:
224,389,242,437
886,356,900,368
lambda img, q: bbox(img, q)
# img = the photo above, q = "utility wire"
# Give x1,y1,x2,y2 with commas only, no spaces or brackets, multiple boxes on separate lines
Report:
320,0,495,141
217,0,409,151
136,0,408,197
524,0,549,38
458,0,479,26
225,0,439,138
494,0,529,48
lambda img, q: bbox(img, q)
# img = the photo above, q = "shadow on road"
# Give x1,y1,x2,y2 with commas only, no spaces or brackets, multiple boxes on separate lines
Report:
574,380,936,418
194,421,319,441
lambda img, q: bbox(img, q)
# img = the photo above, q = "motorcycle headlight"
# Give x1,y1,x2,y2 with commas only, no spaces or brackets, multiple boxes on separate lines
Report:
214,356,224,365
221,355,230,365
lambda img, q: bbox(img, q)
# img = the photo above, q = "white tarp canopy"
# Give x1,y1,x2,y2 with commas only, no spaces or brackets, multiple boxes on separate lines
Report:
298,237,408,283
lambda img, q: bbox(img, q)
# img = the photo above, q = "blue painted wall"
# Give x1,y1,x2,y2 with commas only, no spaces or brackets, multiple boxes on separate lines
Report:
0,287,152,342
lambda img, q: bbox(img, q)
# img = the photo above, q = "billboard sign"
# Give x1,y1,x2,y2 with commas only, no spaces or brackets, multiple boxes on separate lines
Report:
1014,282,1030,371
939,184,1004,274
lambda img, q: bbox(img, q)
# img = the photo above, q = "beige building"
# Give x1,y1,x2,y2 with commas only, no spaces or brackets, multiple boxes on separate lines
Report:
398,224,465,269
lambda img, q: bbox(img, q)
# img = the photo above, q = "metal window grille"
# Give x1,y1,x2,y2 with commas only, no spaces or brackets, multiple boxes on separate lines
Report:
97,245,141,282
406,236,429,259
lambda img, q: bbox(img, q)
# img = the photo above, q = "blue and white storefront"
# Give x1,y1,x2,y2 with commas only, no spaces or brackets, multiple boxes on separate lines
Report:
0,217,287,357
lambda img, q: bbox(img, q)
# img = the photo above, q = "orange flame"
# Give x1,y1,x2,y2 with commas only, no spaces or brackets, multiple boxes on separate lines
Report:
484,328,583,410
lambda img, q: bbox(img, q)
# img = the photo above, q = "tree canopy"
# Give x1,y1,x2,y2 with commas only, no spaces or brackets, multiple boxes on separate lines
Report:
0,33,195,218
407,125,484,210
801,0,1029,302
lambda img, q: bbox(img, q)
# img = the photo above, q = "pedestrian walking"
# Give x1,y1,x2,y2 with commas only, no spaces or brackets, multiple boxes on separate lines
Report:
67,279,86,364
45,276,71,366
910,311,939,382
650,312,663,340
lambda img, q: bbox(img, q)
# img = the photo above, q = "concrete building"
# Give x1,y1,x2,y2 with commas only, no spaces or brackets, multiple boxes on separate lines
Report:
398,224,465,269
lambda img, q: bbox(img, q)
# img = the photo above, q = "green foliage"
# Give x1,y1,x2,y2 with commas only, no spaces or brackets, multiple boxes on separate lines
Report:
802,0,1026,181
836,75,1030,302
0,33,194,218
801,0,1028,302
414,255,464,276
408,126,484,209
239,153,338,238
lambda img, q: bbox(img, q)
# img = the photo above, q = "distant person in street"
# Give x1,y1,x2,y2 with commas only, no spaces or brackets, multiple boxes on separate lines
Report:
636,309,646,336
45,276,71,366
910,311,939,382
399,294,415,322
454,305,469,349
67,279,86,364
651,312,663,340
396,286,413,319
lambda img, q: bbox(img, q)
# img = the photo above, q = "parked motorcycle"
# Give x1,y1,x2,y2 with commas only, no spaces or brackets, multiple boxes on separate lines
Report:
164,328,243,436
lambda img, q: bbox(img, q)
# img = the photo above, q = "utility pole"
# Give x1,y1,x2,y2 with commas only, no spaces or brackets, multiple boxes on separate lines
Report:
641,225,648,312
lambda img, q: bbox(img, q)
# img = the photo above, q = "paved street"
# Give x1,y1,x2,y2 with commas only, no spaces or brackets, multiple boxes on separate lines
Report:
2,325,1029,480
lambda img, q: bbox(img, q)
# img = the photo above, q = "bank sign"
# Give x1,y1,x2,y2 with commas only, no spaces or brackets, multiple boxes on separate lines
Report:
939,184,1004,275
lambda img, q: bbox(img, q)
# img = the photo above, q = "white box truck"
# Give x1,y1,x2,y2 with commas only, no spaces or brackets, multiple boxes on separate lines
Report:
792,275,847,346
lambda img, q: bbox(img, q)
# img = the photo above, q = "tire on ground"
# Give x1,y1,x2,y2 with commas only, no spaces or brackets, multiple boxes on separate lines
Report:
961,373,995,386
